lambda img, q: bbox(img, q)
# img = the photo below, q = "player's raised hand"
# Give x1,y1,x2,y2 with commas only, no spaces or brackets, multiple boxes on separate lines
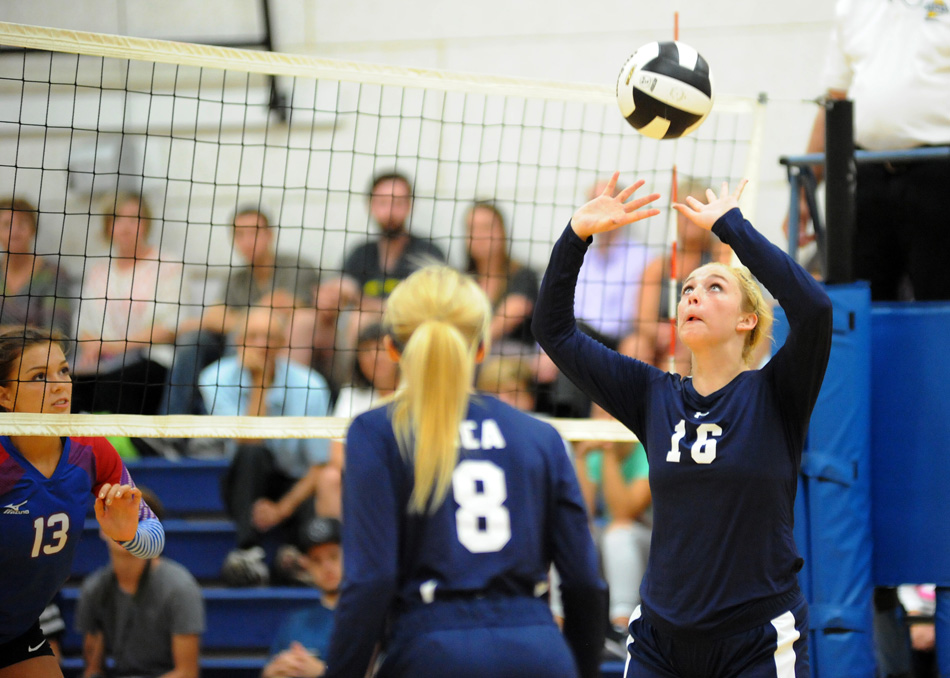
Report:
571,171,661,240
673,179,748,231
95,483,141,542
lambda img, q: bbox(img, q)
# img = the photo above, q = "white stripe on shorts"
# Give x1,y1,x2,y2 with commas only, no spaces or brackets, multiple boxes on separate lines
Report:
623,606,642,678
770,610,800,678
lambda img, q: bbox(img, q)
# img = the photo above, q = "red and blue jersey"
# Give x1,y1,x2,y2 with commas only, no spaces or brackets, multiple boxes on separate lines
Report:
0,436,158,643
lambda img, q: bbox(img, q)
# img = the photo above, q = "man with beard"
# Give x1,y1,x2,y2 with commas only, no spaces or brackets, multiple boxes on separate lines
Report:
316,171,445,385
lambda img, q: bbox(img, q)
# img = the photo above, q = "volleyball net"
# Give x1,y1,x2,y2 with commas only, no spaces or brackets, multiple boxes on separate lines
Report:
0,21,764,443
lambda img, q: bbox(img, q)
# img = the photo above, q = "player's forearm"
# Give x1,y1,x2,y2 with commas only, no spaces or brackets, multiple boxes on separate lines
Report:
600,448,632,519
81,632,105,678
277,465,321,517
119,517,166,558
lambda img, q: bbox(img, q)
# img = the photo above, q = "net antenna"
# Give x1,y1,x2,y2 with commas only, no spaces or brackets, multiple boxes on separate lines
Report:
665,12,680,374
666,166,679,374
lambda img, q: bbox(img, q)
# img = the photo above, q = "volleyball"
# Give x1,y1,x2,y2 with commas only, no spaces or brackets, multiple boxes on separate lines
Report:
616,41,714,140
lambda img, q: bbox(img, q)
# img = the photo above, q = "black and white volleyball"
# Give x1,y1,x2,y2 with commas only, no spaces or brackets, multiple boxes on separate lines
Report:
616,41,713,140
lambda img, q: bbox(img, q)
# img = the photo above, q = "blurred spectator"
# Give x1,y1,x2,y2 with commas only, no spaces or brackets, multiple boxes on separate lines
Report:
476,355,536,412
72,193,184,415
75,488,204,678
257,325,396,575
330,322,397,420
899,584,938,678
321,321,398,472
316,171,445,388
0,197,75,337
464,201,539,356
162,207,324,418
199,307,333,586
262,517,342,678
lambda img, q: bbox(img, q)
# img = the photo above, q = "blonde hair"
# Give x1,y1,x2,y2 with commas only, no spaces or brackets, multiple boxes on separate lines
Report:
728,264,773,365
476,355,533,395
385,265,492,513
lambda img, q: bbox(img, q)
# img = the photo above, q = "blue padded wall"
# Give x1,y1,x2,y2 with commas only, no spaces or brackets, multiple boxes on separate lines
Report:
870,303,950,586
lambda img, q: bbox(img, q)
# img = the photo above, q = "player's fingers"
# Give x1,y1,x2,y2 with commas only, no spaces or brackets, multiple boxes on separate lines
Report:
623,191,660,211
97,483,113,500
604,171,620,196
629,207,661,223
705,188,717,204
617,178,646,203
685,195,704,209
733,178,748,200
103,483,131,505
124,486,142,505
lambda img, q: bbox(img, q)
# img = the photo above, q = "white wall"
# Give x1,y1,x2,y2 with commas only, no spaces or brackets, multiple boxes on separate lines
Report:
1,1,833,271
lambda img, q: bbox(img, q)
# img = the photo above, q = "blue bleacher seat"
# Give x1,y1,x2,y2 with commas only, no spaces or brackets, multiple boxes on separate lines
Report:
73,518,281,581
124,458,230,515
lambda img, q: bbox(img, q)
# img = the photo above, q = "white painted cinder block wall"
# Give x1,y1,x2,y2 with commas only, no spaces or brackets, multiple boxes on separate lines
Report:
0,0,834,260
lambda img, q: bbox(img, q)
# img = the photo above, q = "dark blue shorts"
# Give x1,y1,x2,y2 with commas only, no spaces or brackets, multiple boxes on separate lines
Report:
379,596,578,678
0,620,56,670
624,597,810,678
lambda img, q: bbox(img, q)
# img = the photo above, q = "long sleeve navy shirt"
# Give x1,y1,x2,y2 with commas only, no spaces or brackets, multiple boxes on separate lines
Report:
532,208,833,637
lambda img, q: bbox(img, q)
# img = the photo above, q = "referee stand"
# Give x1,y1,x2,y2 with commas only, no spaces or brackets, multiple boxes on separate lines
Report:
781,100,950,678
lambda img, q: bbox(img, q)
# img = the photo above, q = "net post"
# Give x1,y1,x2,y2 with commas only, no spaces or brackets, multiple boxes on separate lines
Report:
824,98,855,285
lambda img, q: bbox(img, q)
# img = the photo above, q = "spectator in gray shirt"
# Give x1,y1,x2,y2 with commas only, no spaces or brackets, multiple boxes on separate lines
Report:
75,489,205,678
160,207,322,420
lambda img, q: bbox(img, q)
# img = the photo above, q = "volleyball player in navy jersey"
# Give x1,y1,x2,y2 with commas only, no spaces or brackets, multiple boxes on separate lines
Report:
0,328,165,678
324,265,607,678
533,175,833,678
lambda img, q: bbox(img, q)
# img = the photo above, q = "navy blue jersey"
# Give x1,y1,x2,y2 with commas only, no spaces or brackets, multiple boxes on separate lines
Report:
533,208,833,637
325,394,605,678
0,436,158,643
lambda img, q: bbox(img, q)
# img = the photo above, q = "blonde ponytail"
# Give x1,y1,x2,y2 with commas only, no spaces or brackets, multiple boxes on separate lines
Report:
385,266,491,513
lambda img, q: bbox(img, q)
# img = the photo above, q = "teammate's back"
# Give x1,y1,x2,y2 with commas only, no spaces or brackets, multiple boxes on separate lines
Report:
324,265,606,678
349,394,600,607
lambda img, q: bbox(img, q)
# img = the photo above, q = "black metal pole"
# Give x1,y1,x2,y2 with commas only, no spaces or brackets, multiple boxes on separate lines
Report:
261,0,287,122
824,98,856,284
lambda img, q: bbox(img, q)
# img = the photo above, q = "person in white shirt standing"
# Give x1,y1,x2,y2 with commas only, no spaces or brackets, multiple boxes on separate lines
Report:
791,0,950,302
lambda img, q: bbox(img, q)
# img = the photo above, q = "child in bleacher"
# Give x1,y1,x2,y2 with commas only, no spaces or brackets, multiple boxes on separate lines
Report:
263,517,342,678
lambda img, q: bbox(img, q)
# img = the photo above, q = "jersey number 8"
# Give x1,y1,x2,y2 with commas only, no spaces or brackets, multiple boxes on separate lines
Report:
453,460,511,553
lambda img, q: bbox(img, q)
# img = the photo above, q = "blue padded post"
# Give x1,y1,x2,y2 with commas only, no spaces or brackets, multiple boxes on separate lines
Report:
870,303,950,585
778,283,875,678
870,303,950,678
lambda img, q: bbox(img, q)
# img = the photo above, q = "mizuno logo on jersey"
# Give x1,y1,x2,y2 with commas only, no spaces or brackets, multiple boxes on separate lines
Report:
694,411,710,419
3,500,29,515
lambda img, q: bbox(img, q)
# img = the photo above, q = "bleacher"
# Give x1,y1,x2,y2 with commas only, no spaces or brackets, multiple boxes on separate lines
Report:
59,458,626,678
